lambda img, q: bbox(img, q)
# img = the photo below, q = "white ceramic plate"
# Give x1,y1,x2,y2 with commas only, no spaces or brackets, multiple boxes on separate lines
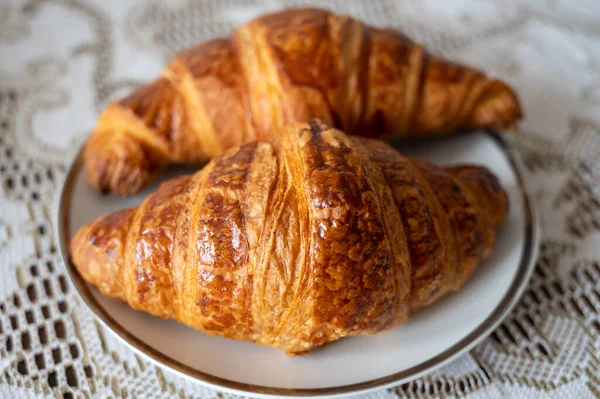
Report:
56,131,538,398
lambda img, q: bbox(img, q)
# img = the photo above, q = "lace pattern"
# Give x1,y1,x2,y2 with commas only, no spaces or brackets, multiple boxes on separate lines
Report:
1,0,599,397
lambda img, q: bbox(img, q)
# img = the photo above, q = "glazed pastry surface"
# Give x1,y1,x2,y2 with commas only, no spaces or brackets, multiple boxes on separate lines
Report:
71,120,509,355
84,8,521,195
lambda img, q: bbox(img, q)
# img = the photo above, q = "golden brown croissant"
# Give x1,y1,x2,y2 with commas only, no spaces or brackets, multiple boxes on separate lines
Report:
71,120,509,355
85,7,521,196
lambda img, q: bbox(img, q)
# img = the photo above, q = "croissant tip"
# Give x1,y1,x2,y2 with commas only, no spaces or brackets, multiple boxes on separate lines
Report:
83,132,165,196
467,81,523,132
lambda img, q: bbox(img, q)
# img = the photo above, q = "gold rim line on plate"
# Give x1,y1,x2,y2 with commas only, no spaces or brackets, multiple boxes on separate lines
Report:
55,131,539,398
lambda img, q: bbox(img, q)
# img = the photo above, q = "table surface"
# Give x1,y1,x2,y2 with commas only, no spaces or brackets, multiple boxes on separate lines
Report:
1,0,599,398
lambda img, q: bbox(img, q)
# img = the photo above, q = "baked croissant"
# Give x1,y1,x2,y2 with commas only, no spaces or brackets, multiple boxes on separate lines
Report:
85,7,521,196
71,120,509,355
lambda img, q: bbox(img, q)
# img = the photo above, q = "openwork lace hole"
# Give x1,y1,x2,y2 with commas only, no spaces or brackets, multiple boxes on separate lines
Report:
12,294,20,307
581,293,595,310
537,342,550,357
47,371,57,387
59,275,69,293
65,365,78,387
41,305,50,319
43,279,53,297
26,284,37,302
69,343,79,359
500,324,517,345
513,320,529,340
17,359,28,375
571,298,585,317
9,315,18,330
52,347,62,364
38,325,48,345
427,382,434,394
54,320,66,339
35,353,45,370
21,331,31,350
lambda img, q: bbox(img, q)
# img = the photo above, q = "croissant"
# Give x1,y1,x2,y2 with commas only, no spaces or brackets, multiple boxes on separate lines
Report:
71,120,509,354
85,7,521,196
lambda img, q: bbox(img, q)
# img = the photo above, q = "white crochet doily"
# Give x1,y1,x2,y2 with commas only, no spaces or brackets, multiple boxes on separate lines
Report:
1,0,599,398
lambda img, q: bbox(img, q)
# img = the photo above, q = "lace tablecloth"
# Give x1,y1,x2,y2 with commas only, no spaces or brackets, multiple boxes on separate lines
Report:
1,0,600,398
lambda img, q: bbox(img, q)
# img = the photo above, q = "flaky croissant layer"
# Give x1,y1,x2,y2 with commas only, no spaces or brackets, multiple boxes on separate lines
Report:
71,120,508,355
84,7,521,195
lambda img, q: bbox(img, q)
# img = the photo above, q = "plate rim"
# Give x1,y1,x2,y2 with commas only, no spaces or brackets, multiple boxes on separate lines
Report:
55,131,539,398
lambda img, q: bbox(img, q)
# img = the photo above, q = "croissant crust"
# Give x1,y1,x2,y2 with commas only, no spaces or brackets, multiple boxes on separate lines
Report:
71,120,509,354
84,8,522,195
